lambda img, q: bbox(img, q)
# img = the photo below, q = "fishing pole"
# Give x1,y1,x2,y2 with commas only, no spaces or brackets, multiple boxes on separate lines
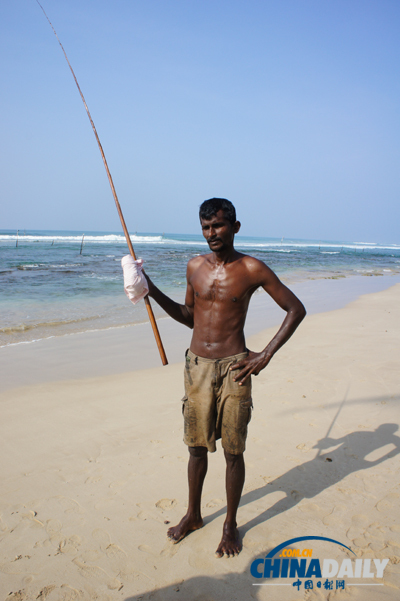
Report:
36,1,168,365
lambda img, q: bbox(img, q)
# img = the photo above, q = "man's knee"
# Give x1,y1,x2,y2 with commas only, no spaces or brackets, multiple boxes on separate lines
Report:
224,449,244,464
189,446,208,458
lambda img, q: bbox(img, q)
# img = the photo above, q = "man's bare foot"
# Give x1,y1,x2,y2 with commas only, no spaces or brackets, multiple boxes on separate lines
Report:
167,513,203,544
215,522,241,557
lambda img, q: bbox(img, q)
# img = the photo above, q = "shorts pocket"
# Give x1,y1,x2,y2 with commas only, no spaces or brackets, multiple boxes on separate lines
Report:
181,395,188,415
240,397,253,424
184,354,193,386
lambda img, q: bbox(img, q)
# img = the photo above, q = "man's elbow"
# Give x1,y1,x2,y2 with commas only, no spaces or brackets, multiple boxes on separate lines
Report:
183,307,194,329
185,316,194,329
296,302,307,323
289,301,306,325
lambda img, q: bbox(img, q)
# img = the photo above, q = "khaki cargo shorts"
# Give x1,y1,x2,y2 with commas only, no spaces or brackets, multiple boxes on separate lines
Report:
182,349,253,455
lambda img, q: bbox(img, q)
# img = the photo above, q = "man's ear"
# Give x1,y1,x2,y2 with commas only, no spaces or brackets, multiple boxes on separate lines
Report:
234,220,241,234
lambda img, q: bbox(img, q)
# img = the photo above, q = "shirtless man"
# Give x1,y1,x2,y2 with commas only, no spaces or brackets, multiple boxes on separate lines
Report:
145,198,306,557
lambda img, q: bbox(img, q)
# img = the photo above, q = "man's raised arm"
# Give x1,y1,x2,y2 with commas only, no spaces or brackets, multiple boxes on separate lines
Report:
231,261,306,383
144,262,194,329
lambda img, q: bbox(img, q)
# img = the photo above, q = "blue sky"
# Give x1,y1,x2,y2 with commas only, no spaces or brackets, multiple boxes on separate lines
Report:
1,0,399,243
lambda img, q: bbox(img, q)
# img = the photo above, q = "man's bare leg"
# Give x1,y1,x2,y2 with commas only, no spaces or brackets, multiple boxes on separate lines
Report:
167,446,207,543
216,450,245,557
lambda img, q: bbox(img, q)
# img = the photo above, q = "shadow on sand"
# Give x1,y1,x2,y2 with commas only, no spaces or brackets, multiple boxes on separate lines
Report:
205,421,400,536
125,395,400,600
124,563,262,600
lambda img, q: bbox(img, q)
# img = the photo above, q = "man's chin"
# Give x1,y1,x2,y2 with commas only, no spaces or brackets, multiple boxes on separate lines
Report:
208,242,224,251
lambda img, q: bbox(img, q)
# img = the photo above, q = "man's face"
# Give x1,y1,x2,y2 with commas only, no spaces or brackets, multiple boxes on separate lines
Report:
200,209,239,252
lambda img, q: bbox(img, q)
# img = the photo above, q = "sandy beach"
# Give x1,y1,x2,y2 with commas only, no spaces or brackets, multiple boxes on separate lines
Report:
1,282,400,600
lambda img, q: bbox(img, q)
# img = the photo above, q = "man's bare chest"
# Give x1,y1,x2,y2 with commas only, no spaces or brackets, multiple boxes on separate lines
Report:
190,265,252,304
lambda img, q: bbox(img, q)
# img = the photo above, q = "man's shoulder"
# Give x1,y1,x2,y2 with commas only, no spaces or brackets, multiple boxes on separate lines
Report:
237,253,269,272
187,253,209,273
236,253,278,285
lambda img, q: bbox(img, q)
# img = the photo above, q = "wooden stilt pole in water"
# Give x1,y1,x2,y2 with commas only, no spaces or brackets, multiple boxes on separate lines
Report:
37,1,168,365
80,234,85,255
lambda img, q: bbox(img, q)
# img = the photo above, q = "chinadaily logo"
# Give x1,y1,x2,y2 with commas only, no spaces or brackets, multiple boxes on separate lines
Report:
250,536,389,593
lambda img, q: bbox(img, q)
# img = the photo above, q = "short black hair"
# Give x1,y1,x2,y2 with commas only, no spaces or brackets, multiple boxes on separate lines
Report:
199,198,236,225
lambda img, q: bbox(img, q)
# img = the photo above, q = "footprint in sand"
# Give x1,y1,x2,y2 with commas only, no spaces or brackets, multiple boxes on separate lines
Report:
298,502,322,518
107,543,137,580
109,480,126,491
20,510,44,529
85,474,103,484
137,511,151,521
59,584,84,601
36,585,56,600
376,493,400,512
322,504,348,527
358,472,385,494
205,499,223,508
262,476,273,484
92,528,136,578
0,562,24,575
57,535,82,555
93,498,115,511
352,536,370,549
346,514,369,541
0,515,8,534
285,455,299,463
296,442,310,451
347,515,386,553
138,544,156,556
290,490,304,502
367,523,386,537
369,541,386,553
78,549,102,562
52,496,84,515
6,592,27,601
45,519,62,542
160,543,179,558
384,545,400,561
72,558,122,590
92,527,111,551
155,499,177,511
105,543,127,561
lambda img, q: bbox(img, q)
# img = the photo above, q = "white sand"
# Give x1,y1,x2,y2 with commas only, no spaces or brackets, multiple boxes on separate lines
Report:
1,284,400,600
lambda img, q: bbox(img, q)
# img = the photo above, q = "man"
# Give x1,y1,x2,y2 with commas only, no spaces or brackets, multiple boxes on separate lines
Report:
145,198,306,557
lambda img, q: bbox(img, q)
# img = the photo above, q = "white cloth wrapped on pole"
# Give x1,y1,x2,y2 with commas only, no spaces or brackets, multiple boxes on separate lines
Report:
121,255,149,305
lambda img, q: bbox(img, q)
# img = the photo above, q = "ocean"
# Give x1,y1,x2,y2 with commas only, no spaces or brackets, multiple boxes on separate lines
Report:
1,229,400,347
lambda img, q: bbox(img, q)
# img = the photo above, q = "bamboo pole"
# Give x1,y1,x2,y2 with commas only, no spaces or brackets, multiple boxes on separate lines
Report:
37,1,168,365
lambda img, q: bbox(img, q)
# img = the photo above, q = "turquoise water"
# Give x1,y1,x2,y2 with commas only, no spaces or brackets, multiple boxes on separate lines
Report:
1,229,400,346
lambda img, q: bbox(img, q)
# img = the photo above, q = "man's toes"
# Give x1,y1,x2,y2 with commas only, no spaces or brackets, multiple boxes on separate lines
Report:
167,528,179,541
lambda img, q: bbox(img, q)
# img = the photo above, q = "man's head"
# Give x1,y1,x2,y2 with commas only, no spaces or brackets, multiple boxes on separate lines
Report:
199,198,236,225
199,198,240,253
